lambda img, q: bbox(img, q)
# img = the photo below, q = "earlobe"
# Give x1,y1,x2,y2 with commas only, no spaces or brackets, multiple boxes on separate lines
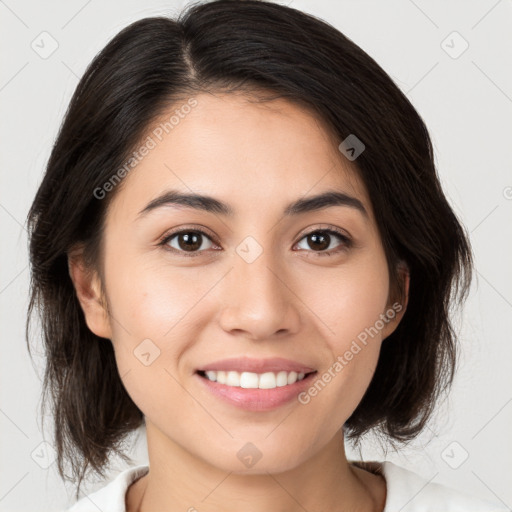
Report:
67,249,112,340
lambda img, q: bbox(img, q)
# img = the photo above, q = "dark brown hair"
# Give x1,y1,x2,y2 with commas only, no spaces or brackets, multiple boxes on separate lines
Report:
25,0,472,499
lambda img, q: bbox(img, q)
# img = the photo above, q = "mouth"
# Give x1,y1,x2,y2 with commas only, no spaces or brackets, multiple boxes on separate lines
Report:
194,369,318,412
196,369,317,389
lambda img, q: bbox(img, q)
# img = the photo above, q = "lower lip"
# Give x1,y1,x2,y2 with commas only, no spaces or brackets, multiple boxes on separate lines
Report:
195,371,317,412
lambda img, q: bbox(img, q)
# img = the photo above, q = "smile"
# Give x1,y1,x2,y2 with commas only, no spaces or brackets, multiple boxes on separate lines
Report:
195,369,318,411
198,369,312,389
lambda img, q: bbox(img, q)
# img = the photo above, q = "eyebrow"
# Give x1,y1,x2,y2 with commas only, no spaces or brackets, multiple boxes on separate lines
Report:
136,188,368,219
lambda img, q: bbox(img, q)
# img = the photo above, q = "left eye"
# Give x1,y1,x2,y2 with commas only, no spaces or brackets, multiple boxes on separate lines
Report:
295,229,351,256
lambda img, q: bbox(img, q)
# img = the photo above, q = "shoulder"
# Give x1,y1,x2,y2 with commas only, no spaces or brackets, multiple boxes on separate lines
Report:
64,465,149,512
373,460,508,512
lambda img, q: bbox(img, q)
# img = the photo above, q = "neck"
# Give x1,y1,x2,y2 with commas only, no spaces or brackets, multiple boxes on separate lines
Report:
128,422,386,512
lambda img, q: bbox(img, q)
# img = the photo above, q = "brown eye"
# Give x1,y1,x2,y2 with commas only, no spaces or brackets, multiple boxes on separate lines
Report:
161,229,216,256
295,229,351,256
305,232,330,251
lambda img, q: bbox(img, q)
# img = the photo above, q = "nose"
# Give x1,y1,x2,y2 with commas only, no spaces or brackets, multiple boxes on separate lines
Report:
217,240,301,341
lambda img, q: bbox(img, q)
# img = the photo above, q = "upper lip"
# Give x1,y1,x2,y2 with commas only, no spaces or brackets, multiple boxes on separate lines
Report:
196,357,316,374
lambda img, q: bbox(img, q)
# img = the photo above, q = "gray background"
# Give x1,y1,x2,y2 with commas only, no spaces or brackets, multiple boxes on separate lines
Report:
1,0,511,510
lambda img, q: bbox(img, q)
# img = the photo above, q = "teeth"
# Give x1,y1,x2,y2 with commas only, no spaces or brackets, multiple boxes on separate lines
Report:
202,370,308,388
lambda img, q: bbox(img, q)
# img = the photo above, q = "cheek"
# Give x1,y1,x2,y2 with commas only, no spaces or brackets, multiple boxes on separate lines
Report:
102,251,216,410
101,261,212,441
105,248,210,342
302,252,390,350
294,252,389,425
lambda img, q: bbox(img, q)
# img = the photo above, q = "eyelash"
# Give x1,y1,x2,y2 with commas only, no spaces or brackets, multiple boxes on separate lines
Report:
158,225,353,259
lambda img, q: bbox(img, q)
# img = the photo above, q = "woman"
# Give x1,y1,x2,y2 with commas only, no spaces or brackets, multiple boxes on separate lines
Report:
25,1,505,511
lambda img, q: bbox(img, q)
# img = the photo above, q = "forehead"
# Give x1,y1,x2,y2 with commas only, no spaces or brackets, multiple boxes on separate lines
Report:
105,91,372,222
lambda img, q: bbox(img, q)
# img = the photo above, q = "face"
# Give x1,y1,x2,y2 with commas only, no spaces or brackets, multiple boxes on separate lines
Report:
71,91,406,474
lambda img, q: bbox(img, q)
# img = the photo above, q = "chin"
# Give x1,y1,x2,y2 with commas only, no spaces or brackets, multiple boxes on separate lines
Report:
200,441,311,475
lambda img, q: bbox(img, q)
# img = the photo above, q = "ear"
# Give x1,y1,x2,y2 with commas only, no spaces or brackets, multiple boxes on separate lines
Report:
67,247,112,340
381,262,410,340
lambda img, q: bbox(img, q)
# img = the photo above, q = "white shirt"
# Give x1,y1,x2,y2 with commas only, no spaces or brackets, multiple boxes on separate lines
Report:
65,461,508,511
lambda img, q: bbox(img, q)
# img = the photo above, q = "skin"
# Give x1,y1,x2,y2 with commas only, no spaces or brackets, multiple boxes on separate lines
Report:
69,90,409,512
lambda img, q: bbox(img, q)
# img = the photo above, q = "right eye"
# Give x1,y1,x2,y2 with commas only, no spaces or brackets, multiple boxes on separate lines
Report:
159,228,219,257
